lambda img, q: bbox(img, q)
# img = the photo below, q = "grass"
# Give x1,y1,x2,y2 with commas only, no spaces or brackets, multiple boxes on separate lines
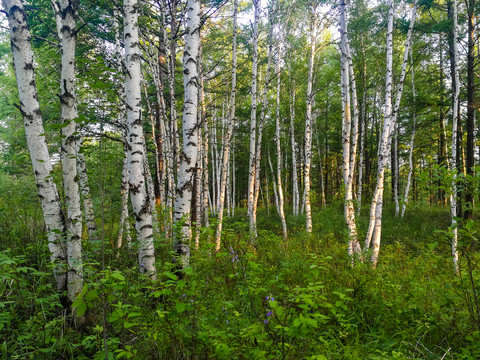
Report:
1,203,479,359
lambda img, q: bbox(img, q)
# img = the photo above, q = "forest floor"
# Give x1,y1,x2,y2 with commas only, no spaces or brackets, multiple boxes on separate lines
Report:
1,204,479,359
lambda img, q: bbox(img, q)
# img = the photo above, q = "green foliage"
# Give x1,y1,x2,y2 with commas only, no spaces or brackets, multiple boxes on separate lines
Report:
1,199,479,359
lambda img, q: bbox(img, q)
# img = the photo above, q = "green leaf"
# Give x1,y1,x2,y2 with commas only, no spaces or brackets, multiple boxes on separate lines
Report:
75,301,87,317
164,272,177,281
175,302,186,313
111,271,125,281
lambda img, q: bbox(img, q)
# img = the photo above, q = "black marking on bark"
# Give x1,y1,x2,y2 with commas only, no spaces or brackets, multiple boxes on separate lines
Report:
24,62,34,71
130,183,140,194
131,150,142,155
140,224,153,231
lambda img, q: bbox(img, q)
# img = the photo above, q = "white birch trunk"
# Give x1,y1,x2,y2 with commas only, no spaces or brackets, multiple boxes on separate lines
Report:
305,10,317,234
340,0,361,256
124,0,156,276
247,0,260,237
365,0,394,267
216,0,238,251
117,154,132,251
289,78,299,216
365,0,416,267
401,49,416,218
451,0,460,273
3,0,67,291
393,123,399,215
275,41,288,241
173,0,201,268
52,0,83,303
77,150,97,240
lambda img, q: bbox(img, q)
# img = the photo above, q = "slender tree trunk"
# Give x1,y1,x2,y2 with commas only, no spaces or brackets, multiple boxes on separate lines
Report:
124,0,156,276
340,0,361,256
247,0,260,237
117,154,132,251
216,0,238,251
52,0,84,304
451,0,460,273
304,8,317,234
289,78,299,216
3,0,67,291
393,123,399,215
275,40,288,241
77,150,97,240
401,48,417,218
173,0,201,268
114,12,132,252
465,0,476,218
357,38,367,215
365,0,416,268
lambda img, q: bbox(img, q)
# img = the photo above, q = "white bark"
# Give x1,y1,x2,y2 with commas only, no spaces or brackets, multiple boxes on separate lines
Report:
173,0,201,268
3,0,67,290
124,0,156,276
365,0,394,267
77,150,97,240
247,0,260,237
216,0,238,251
451,0,460,273
340,0,360,256
289,78,299,216
401,48,416,218
117,154,132,251
52,0,84,303
305,10,317,234
365,0,416,267
275,41,288,241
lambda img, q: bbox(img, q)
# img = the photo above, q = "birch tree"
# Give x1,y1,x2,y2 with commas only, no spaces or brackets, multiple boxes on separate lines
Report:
289,77,299,216
304,4,317,234
124,0,156,276
365,0,416,267
216,0,238,251
275,39,288,240
52,0,83,302
451,0,460,272
247,0,260,237
173,0,201,268
3,0,67,291
401,48,417,218
340,0,360,256
77,149,97,240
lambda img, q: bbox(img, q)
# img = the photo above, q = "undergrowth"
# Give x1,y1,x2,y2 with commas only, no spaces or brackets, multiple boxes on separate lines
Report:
1,205,479,359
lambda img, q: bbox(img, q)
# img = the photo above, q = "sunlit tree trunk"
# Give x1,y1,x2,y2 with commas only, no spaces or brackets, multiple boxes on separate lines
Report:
114,11,132,252
124,0,156,276
304,8,316,234
216,0,238,251
340,0,360,256
247,0,260,237
289,77,299,216
173,0,201,268
52,0,83,304
365,0,416,267
451,0,460,273
275,40,288,241
3,0,67,291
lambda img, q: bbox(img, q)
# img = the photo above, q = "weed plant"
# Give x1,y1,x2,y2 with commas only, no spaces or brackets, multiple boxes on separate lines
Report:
0,205,479,359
